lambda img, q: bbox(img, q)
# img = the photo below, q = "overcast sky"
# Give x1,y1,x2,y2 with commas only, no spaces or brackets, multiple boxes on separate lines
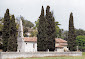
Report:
0,0,85,30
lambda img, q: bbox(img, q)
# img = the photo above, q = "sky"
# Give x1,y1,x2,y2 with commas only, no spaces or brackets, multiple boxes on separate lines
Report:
0,0,85,30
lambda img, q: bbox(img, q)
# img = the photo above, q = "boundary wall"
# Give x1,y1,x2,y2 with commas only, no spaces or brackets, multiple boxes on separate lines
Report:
0,52,82,59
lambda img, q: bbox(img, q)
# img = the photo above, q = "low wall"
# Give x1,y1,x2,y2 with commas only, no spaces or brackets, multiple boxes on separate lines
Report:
0,52,82,59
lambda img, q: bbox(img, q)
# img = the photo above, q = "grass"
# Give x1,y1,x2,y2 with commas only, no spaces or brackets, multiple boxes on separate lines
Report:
18,52,85,59
24,56,85,59
83,52,85,55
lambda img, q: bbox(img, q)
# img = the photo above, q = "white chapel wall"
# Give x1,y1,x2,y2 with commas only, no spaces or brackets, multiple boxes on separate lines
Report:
24,42,37,52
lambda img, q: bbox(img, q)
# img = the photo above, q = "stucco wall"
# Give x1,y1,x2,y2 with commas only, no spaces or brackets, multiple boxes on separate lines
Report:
24,42,37,52
17,37,25,52
0,52,82,59
57,48,64,52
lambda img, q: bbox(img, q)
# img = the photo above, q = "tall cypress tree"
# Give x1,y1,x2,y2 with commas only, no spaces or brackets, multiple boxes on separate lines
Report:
68,12,76,51
2,9,10,51
8,15,17,51
37,6,48,51
46,6,56,51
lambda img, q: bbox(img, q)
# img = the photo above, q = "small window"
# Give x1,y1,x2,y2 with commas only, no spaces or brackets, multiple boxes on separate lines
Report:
19,50,20,52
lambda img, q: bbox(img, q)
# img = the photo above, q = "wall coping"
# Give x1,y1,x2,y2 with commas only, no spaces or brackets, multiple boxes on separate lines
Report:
0,52,82,59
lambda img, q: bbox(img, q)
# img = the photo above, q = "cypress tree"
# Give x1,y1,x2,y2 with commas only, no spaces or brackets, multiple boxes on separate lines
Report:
37,6,48,51
8,15,17,51
68,12,76,51
2,9,10,51
46,6,56,51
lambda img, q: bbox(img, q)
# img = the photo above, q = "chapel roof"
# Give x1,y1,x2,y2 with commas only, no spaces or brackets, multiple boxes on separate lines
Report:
55,45,64,48
55,38,67,43
24,37,37,42
24,37,67,43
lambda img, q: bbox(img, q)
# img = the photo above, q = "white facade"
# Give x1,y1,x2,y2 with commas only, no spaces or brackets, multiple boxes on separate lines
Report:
17,41,37,52
24,42,37,52
55,48,64,52
55,42,68,52
17,19,37,52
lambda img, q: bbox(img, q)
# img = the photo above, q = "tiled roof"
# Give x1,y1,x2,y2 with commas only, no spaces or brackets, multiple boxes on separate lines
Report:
55,38,67,43
24,37,67,43
59,43,68,46
24,37,37,42
55,45,64,48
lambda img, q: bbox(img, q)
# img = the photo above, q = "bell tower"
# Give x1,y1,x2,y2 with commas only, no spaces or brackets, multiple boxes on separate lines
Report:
17,18,24,52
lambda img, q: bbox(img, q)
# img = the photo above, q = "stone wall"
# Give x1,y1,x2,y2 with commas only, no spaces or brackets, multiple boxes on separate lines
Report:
0,52,82,59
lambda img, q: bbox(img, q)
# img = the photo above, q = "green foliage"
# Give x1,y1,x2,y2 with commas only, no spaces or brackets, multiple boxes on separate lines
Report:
75,29,85,37
37,6,48,51
37,6,57,51
82,52,85,55
29,30,37,37
25,20,34,28
68,12,76,51
63,29,85,41
20,16,34,36
2,9,18,52
23,27,28,33
62,31,68,40
46,6,56,51
23,27,28,37
8,15,17,51
24,55,85,59
0,43,3,49
76,35,85,51
0,24,3,31
24,34,28,37
20,16,34,28
55,24,61,38
35,18,61,38
34,19,39,29
2,9,10,51
0,18,4,31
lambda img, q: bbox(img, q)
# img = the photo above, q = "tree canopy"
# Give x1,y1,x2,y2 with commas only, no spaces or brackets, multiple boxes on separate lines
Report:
2,9,10,51
34,17,61,38
8,15,17,51
37,6,48,51
76,35,85,51
68,12,76,51
20,16,34,28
